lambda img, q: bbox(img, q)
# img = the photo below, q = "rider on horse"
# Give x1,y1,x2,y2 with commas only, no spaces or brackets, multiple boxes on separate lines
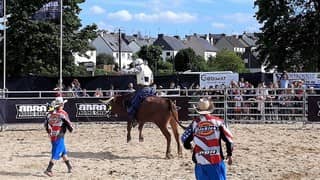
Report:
123,58,156,123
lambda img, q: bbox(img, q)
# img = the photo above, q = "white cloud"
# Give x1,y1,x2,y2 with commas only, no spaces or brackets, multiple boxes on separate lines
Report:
97,21,114,31
107,10,197,23
211,22,226,29
107,10,133,21
90,5,106,14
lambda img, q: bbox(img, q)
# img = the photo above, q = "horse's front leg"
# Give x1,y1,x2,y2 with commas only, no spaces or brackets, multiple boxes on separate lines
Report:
127,121,133,143
138,123,145,142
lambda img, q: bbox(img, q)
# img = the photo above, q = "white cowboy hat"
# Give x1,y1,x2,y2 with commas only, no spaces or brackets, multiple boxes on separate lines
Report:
193,98,214,114
54,97,68,107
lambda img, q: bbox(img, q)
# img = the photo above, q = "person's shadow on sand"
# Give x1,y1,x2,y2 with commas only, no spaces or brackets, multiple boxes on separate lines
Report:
68,151,163,160
0,171,44,178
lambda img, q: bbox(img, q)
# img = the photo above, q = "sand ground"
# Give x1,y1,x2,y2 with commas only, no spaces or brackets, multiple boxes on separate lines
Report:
0,122,319,180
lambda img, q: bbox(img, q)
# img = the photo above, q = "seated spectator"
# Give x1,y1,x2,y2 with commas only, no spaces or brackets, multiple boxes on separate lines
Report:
127,83,135,92
81,89,90,97
94,88,103,97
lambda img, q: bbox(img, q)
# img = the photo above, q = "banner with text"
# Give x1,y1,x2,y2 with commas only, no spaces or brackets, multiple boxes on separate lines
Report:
200,72,239,88
0,97,190,123
307,96,320,122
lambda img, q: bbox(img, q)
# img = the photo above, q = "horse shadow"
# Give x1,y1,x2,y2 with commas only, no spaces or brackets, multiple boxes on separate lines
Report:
68,151,163,160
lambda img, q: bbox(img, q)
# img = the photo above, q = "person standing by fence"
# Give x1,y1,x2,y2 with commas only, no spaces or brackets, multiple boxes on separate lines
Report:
181,98,234,180
44,97,73,177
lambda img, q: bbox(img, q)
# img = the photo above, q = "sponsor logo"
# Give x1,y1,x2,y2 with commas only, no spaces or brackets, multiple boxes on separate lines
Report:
16,104,47,119
195,121,217,136
76,103,110,117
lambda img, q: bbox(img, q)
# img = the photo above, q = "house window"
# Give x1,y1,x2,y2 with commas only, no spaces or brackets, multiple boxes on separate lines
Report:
166,52,171,57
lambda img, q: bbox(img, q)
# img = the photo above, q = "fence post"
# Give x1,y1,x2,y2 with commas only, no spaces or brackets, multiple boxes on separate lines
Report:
303,88,307,123
224,87,228,125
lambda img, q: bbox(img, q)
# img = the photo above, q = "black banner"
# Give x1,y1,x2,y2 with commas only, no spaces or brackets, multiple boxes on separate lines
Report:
0,97,190,124
307,96,320,122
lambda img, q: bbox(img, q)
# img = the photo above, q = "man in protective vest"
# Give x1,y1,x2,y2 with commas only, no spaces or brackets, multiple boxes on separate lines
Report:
124,58,156,124
181,98,234,180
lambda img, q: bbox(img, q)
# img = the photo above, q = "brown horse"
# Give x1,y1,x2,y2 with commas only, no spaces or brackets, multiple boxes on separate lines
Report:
102,93,186,159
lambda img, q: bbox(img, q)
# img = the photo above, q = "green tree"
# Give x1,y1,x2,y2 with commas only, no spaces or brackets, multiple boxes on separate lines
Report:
174,48,196,72
255,0,320,71
211,50,248,73
157,60,173,74
137,45,162,73
0,0,97,77
96,53,115,67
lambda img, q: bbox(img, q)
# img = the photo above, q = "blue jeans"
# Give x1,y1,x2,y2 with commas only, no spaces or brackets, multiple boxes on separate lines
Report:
127,87,156,119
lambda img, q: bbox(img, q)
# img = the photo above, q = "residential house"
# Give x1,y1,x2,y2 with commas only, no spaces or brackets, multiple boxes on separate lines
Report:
240,33,262,72
184,34,218,61
91,31,133,69
122,34,155,53
153,34,187,61
215,35,246,54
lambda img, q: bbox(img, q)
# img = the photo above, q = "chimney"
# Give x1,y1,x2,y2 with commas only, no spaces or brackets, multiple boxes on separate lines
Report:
133,34,138,38
174,35,180,40
158,34,164,39
121,33,126,40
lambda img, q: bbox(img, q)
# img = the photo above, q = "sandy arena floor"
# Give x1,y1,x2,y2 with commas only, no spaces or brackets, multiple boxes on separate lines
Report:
0,122,319,180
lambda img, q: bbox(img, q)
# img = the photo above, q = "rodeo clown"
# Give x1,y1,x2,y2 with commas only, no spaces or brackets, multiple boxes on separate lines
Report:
44,97,73,177
123,58,156,123
181,98,234,180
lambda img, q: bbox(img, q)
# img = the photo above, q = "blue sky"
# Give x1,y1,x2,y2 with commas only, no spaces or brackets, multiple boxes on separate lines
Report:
79,0,260,37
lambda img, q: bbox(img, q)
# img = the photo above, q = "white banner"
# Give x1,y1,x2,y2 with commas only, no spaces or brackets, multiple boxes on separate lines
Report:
273,72,320,87
200,72,239,88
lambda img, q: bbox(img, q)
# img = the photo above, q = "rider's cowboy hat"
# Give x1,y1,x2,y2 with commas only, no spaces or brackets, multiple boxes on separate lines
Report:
193,98,214,114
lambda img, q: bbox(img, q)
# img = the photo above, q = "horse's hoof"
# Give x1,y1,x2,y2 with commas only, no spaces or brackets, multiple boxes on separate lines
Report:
178,153,183,158
166,154,174,159
139,138,144,142
127,137,131,143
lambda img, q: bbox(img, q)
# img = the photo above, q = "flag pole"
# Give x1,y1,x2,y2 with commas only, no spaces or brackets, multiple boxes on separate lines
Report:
3,0,6,91
59,0,63,93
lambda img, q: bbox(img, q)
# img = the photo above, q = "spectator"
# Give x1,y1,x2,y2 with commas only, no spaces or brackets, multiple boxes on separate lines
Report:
81,89,90,97
71,79,82,97
94,88,103,97
280,71,289,88
127,83,135,92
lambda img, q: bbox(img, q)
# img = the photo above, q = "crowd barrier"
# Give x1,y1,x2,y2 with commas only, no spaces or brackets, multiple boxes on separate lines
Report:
0,88,319,124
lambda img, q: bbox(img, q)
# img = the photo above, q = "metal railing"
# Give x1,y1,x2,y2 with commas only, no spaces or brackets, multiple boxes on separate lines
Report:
1,87,319,123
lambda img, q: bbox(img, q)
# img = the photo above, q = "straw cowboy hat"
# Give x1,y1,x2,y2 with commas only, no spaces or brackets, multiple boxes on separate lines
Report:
193,98,214,114
54,97,68,107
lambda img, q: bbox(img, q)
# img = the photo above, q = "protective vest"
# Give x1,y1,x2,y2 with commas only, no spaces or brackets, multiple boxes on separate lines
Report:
47,110,70,142
192,115,228,165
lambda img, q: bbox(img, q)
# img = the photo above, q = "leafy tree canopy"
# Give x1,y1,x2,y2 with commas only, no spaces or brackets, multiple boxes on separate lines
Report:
137,45,162,73
210,50,248,73
0,0,97,77
255,0,320,72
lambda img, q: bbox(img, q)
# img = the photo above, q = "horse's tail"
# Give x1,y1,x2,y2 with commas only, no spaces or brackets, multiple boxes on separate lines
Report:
167,99,187,130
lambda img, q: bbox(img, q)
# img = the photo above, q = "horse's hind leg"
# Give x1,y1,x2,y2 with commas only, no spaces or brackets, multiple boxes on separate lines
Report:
159,124,173,159
127,121,133,143
138,122,145,142
169,118,182,158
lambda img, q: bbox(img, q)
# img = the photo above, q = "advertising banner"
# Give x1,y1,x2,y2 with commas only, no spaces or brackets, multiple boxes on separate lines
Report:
273,72,320,88
199,72,239,88
307,96,320,122
1,97,190,123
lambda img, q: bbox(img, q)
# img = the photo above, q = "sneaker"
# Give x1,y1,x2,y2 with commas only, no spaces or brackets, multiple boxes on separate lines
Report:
44,170,53,177
68,169,72,173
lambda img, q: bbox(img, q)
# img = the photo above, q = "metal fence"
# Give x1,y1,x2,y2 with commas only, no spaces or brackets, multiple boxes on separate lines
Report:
1,87,320,125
